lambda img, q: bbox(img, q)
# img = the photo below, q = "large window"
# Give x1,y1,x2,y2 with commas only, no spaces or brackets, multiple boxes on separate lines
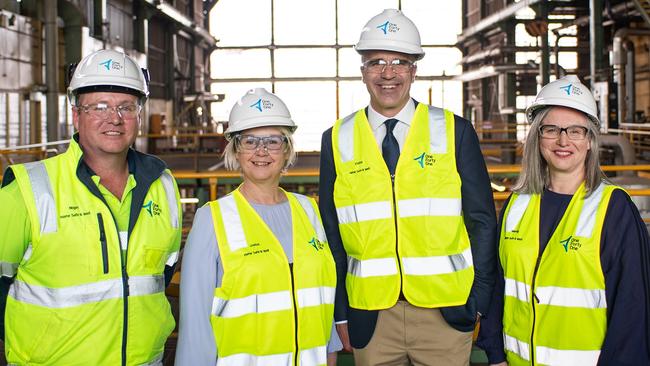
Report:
210,0,462,151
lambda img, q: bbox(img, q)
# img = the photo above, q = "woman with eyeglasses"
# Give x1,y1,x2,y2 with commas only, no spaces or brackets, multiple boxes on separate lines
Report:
175,88,341,366
476,76,650,366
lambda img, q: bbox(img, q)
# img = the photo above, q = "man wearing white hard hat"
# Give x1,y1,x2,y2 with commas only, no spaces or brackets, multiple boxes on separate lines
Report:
477,75,650,365
319,9,498,365
0,49,182,365
175,88,342,365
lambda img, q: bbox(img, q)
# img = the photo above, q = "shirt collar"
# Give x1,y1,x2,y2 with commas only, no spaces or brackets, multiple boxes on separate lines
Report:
368,99,416,131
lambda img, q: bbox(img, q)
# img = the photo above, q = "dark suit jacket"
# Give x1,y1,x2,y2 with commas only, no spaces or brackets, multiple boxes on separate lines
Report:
318,102,498,348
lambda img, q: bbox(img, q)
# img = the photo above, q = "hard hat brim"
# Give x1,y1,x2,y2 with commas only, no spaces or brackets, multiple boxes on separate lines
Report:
355,40,425,60
224,117,298,140
526,99,600,126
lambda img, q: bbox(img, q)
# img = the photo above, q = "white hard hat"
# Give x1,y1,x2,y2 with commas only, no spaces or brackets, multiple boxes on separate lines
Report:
526,75,599,126
67,49,149,105
225,88,297,140
355,9,425,60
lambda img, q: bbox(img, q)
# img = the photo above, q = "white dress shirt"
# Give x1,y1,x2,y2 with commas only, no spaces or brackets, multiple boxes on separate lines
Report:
367,99,416,151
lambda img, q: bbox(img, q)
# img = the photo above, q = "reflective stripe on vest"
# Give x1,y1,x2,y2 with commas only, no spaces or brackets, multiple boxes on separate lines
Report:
24,161,57,234
212,290,293,318
397,197,461,217
504,334,601,365
337,106,447,162
293,194,327,243
504,334,531,362
504,194,531,232
402,248,473,275
505,278,606,308
296,286,335,308
9,275,163,308
215,346,327,366
336,201,392,224
299,345,327,366
536,286,606,308
347,257,399,278
212,286,335,318
0,262,18,277
165,251,179,266
575,183,605,237
536,346,600,365
347,248,472,278
219,195,247,251
139,353,163,366
160,171,180,229
216,352,292,366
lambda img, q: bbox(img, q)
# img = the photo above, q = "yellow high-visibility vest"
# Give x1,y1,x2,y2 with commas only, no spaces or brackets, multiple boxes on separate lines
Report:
331,104,473,310
209,189,336,366
6,138,181,365
500,183,616,365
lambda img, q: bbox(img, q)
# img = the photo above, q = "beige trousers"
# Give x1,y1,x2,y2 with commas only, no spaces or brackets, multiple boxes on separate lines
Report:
353,301,473,366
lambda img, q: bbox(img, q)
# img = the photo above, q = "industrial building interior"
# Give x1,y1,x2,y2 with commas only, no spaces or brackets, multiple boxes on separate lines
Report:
1,0,650,364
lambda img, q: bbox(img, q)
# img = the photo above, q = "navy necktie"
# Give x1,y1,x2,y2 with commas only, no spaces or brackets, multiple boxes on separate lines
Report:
382,118,400,175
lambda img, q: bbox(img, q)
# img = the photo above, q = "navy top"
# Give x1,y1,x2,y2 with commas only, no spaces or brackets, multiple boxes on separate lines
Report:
476,188,650,365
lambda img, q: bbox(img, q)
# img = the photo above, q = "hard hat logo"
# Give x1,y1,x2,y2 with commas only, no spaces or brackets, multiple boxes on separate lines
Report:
99,58,122,72
376,20,399,35
559,83,583,97
249,98,274,112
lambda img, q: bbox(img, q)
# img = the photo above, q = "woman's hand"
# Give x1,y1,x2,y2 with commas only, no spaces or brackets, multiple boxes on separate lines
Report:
335,323,352,352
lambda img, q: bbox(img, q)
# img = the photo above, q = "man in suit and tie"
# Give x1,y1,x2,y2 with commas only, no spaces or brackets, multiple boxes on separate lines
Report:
318,9,498,365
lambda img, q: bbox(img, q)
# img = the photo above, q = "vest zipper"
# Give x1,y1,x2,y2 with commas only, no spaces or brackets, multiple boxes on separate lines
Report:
390,174,404,296
98,207,130,366
289,264,299,366
102,209,129,366
529,255,543,365
97,213,109,274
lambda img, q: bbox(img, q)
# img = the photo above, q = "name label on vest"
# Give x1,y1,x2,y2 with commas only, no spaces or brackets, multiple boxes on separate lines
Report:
348,160,370,175
242,243,271,257
59,205,92,220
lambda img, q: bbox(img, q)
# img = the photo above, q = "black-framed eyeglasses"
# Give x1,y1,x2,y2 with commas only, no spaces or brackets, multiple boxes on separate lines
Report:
361,58,415,74
539,124,589,140
236,134,287,151
76,102,141,120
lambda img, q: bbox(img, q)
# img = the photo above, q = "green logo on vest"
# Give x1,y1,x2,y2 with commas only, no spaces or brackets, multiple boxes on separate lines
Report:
560,236,571,252
143,200,161,217
414,152,436,168
560,235,582,252
309,237,324,251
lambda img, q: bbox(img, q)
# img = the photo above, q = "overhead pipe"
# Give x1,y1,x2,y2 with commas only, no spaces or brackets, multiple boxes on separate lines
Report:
590,0,604,84
612,28,650,125
45,0,59,143
625,40,636,123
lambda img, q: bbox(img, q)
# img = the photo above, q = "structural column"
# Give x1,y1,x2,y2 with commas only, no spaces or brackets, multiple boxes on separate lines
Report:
44,0,59,143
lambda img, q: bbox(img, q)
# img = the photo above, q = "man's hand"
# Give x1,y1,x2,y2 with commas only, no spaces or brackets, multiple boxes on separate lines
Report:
490,362,508,366
335,323,352,352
